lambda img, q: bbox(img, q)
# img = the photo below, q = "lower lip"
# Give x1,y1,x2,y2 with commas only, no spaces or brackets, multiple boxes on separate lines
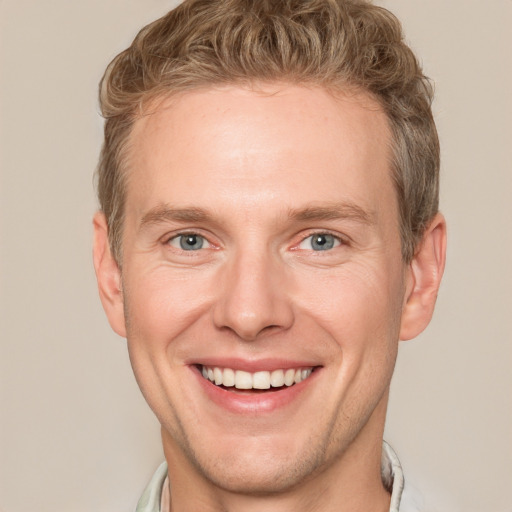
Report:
192,366,319,414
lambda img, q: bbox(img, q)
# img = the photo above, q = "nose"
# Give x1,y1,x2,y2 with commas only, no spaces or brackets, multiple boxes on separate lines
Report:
212,249,294,341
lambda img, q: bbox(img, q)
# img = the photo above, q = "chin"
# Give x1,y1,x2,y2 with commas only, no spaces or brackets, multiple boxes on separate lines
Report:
196,453,319,495
171,427,334,495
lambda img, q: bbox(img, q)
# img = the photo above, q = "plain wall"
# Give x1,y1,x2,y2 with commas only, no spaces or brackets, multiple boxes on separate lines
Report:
1,1,511,511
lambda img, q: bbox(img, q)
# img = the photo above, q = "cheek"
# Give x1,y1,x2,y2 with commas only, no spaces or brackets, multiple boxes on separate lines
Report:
122,265,214,347
294,263,404,340
336,268,403,389
120,267,205,425
293,262,404,404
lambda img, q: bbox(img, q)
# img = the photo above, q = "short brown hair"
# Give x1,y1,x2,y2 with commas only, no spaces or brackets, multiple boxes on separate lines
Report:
97,0,439,264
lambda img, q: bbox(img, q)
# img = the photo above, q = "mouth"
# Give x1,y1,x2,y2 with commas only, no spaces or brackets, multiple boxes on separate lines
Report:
199,364,315,392
193,362,321,413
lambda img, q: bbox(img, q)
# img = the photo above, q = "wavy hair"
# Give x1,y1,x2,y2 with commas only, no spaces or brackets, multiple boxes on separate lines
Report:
97,0,439,263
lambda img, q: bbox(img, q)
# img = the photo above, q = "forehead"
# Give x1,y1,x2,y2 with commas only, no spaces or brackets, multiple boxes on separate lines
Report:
125,84,394,223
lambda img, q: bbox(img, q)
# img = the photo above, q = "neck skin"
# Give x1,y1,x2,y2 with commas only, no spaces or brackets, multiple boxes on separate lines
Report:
161,392,391,512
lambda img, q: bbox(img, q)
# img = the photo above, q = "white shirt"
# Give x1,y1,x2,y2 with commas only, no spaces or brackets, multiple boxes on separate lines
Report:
136,442,421,512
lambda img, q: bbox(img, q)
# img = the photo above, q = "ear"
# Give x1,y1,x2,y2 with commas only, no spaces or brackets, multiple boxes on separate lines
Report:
92,212,127,338
400,213,447,341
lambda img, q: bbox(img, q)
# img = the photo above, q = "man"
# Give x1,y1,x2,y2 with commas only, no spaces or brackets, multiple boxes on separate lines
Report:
93,0,446,511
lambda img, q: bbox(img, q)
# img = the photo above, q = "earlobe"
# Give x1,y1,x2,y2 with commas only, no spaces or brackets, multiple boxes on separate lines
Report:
92,212,127,338
399,213,447,341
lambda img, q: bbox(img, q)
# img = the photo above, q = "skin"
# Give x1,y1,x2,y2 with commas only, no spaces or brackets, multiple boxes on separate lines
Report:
93,84,446,512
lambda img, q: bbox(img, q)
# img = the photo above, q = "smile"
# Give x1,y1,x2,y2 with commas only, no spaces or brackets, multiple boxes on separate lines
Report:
200,365,314,390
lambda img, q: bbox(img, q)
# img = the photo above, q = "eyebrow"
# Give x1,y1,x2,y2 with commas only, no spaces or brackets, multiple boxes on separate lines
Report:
287,203,375,225
139,201,375,231
139,205,210,231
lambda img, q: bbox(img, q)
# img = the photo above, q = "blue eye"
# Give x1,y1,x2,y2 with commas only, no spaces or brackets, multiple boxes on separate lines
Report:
169,234,206,251
299,233,340,251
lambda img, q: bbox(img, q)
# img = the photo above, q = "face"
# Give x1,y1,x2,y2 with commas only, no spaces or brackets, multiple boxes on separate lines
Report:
97,84,417,493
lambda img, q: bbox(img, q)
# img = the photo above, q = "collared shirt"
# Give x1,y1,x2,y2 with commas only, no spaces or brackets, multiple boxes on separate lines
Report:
135,442,421,512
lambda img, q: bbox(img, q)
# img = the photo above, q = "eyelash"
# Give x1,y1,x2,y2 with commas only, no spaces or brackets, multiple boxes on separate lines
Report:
166,232,213,251
164,230,346,253
295,231,345,252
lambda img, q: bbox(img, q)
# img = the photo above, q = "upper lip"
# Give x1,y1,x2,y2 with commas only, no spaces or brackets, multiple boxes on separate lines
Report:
187,357,322,373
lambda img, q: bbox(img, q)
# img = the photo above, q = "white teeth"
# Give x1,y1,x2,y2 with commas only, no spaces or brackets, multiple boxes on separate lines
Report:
213,367,223,385
253,371,271,389
270,369,285,387
284,368,295,386
301,369,312,380
235,370,253,389
223,367,235,387
201,365,314,390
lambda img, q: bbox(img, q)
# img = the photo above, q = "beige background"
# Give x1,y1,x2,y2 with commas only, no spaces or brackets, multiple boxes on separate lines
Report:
1,1,511,511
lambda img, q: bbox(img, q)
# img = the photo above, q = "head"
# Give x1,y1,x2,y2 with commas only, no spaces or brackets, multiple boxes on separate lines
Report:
97,0,439,266
93,0,446,502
